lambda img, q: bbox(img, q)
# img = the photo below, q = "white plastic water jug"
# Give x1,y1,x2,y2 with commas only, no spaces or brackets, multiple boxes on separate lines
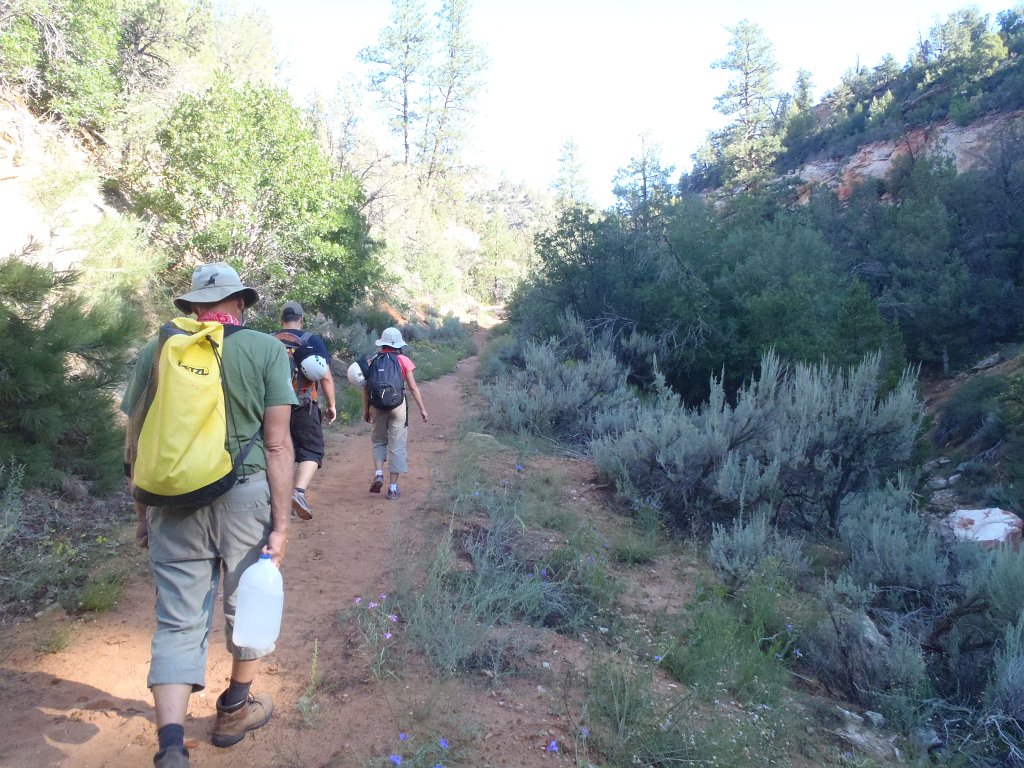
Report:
232,554,283,648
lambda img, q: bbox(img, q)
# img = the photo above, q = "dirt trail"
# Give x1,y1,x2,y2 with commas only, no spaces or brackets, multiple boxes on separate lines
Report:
0,333,521,768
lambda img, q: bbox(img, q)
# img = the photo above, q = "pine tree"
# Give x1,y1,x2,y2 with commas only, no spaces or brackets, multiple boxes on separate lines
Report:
712,20,783,187
0,255,141,490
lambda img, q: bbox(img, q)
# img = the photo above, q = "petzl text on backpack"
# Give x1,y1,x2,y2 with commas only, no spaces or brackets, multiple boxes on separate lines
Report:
366,351,405,410
129,318,257,507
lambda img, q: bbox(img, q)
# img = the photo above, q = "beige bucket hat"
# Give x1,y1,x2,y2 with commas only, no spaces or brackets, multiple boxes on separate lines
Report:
173,262,259,313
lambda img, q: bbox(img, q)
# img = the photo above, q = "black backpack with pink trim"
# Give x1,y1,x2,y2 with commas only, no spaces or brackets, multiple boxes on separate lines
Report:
366,351,405,410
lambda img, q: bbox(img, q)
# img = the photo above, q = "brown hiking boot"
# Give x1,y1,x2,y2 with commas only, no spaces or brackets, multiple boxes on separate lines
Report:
212,692,273,747
153,746,189,767
370,473,384,493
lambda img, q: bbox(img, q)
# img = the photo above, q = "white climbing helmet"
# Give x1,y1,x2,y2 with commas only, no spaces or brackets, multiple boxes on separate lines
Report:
299,354,329,381
346,361,365,388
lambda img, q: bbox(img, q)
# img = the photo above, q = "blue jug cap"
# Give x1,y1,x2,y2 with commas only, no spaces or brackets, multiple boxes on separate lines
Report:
259,553,272,560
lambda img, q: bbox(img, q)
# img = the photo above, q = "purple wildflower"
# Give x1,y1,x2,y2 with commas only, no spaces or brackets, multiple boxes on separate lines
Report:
389,614,398,623
579,726,590,738
384,632,393,640
546,739,559,753
354,597,362,604
368,601,379,609
438,738,449,749
399,732,408,741
389,755,401,765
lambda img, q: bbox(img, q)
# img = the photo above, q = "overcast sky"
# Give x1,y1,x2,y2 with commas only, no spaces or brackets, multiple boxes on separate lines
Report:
236,0,1013,204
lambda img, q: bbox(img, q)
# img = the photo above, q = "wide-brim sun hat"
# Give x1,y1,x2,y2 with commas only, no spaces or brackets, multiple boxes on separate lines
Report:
375,327,407,348
174,262,259,313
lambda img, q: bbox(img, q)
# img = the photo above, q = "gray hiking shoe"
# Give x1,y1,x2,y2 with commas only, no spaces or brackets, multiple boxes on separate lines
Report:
386,487,400,500
370,473,384,493
291,490,313,520
212,692,273,747
153,746,189,767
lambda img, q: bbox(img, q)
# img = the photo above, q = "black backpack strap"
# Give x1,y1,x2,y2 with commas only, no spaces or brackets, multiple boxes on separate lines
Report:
219,325,263,482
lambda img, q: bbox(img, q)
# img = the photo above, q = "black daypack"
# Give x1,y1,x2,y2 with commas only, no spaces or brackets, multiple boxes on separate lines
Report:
366,351,405,410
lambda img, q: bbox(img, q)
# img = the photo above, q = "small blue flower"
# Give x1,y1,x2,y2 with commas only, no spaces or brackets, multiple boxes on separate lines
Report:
389,755,402,766
473,490,481,497
654,655,663,662
399,732,408,741
786,623,794,631
540,569,547,577
579,726,590,738
546,739,559,752
516,464,524,471
794,648,803,659
438,738,449,749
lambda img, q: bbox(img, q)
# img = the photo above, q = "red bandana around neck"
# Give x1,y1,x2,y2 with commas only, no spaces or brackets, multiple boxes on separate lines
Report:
196,310,241,326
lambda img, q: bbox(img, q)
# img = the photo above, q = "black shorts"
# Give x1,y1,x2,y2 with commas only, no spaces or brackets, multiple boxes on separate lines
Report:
290,402,324,465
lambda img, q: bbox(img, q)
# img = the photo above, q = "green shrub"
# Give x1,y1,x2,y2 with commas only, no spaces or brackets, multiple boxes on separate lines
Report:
2,0,121,128
661,578,794,704
336,383,365,425
593,351,923,534
0,257,142,490
0,462,24,555
76,570,125,612
933,374,1007,449
586,654,797,767
481,336,632,443
838,485,948,610
477,333,523,382
408,341,462,382
708,508,809,590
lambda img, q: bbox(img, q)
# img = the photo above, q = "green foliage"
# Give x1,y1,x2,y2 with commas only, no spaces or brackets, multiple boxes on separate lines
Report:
0,462,25,556
132,78,377,320
480,334,632,444
708,509,809,591
359,0,486,186
660,579,795,704
296,639,324,726
0,256,141,490
348,595,402,679
1,0,120,128
76,570,125,612
710,19,784,186
934,374,1007,449
838,485,948,612
592,351,923,534
586,655,797,768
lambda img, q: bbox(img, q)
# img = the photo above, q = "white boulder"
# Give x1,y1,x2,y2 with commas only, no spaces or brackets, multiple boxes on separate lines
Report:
947,508,1023,549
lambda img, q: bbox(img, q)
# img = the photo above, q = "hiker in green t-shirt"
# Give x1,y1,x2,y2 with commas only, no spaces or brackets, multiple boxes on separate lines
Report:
121,263,296,768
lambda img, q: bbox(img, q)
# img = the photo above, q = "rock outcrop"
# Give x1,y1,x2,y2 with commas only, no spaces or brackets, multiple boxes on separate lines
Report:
791,109,1024,203
0,94,110,270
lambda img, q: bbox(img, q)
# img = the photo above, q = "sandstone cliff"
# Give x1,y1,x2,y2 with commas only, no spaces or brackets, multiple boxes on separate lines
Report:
791,109,1024,203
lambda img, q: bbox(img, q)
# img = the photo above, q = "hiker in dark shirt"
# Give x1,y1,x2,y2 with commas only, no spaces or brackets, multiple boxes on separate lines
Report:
273,300,337,520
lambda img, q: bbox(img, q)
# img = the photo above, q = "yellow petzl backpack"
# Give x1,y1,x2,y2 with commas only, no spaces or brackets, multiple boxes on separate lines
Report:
128,317,259,507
